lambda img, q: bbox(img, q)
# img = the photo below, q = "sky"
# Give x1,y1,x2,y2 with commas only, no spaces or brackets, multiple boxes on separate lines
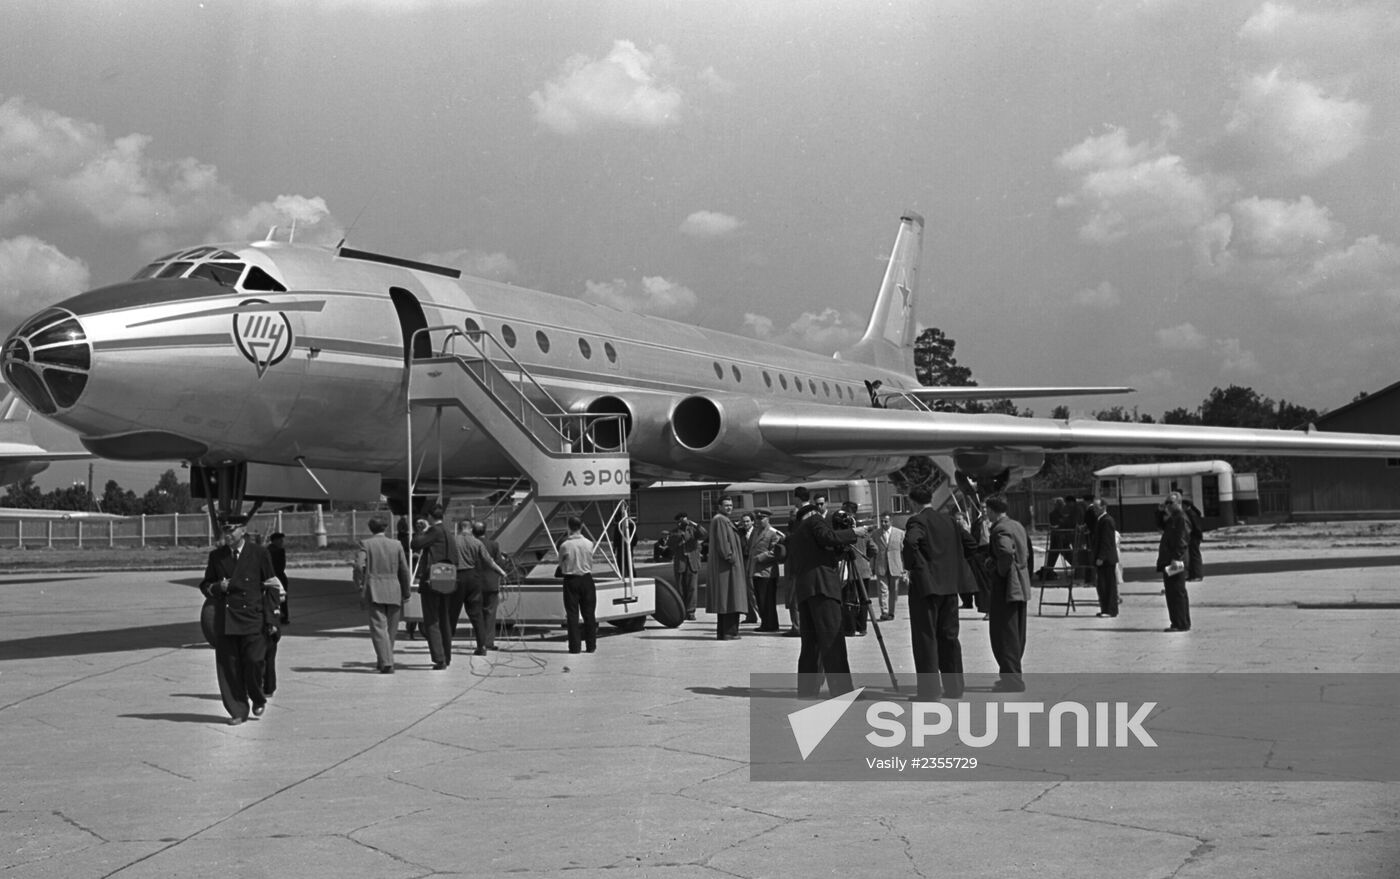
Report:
3,0,1400,490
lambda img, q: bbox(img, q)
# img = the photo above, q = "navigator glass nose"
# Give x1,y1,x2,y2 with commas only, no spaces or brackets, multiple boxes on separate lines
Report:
1,308,91,415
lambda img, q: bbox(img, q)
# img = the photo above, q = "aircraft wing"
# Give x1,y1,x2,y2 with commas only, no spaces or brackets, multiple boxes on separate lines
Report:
756,406,1400,458
890,385,1134,402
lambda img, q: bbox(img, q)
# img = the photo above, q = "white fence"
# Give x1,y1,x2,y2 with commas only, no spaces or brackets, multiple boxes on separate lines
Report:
0,509,395,549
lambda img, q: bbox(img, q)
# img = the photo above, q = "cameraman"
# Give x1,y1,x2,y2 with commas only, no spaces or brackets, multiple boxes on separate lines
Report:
788,502,863,698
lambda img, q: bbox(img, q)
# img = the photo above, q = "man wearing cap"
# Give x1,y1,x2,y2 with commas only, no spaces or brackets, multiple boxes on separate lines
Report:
200,520,285,725
670,512,702,621
747,509,784,632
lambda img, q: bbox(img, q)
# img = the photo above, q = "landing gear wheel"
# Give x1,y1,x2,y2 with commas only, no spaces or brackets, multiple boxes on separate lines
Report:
651,575,685,628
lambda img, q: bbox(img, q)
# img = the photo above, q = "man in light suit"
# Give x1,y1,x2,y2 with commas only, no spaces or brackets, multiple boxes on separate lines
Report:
355,517,413,674
746,509,784,632
1088,497,1121,617
200,520,285,725
870,512,905,621
901,485,977,700
985,496,1030,692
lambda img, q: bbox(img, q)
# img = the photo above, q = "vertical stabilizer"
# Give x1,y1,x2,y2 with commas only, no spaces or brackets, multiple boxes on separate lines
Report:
839,212,923,373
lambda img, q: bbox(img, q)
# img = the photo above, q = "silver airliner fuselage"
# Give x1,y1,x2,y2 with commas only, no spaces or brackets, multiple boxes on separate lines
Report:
2,238,917,488
9,213,1400,510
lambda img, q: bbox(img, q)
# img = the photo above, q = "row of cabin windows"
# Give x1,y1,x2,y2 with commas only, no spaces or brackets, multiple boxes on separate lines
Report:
460,316,857,400
463,317,619,364
711,359,858,400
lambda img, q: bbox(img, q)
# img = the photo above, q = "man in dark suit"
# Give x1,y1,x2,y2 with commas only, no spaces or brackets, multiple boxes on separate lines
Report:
670,512,702,621
985,496,1030,692
1088,497,1121,617
788,502,862,698
200,520,284,725
410,505,460,670
901,484,977,700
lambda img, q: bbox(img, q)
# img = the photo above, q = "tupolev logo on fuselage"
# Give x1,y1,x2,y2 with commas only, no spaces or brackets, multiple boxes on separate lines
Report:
232,299,293,378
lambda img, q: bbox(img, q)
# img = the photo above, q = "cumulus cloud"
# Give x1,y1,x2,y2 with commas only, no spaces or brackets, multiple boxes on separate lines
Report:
1224,68,1370,178
530,41,683,134
1156,323,1208,350
1055,124,1232,247
742,307,863,352
679,210,744,238
1229,195,1341,258
0,95,341,256
583,275,697,317
418,248,520,281
1072,281,1120,307
1238,3,1400,63
0,235,89,323
212,195,340,245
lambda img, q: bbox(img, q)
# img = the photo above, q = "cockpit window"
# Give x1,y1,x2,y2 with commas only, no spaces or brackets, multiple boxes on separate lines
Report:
177,246,216,260
130,263,164,280
242,266,287,292
189,262,245,287
156,261,194,279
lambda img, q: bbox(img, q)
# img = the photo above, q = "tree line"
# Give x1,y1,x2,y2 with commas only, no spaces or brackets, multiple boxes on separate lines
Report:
913,327,1325,487
1,469,197,515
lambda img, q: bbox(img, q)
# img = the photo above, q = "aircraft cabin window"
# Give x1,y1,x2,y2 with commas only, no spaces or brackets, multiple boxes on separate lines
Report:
578,338,592,359
822,381,830,397
712,362,723,379
242,266,286,292
463,317,481,337
779,374,788,390
501,325,517,348
763,371,772,388
604,342,617,363
731,365,742,382
808,379,817,395
189,262,245,287
156,261,194,279
536,330,550,353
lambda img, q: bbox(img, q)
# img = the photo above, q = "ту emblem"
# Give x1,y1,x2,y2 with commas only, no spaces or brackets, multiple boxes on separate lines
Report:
232,300,293,377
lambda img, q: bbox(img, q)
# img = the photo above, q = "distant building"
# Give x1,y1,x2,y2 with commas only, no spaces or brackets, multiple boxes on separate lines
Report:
1289,381,1400,521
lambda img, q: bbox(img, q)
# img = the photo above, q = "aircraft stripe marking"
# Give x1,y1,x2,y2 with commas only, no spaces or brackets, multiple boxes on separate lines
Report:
126,299,325,328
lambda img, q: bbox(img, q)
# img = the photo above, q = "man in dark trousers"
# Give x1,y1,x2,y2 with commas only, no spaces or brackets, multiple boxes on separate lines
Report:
411,505,459,670
200,520,284,725
985,496,1030,692
472,521,509,651
670,512,703,621
788,501,861,698
1088,497,1121,617
268,531,289,623
901,485,977,700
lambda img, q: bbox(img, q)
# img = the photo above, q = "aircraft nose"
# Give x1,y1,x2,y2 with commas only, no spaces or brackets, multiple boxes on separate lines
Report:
1,308,91,415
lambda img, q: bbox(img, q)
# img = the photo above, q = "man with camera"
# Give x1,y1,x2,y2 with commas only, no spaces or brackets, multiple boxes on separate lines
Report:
200,520,285,725
788,500,863,698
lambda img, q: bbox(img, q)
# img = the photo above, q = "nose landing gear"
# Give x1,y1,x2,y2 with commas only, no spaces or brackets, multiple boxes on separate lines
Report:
192,462,263,531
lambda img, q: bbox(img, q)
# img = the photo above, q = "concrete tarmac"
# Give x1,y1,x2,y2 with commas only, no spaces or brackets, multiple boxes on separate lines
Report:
1,543,1398,878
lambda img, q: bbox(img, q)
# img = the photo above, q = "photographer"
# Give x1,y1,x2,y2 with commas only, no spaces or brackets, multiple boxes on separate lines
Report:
834,502,875,636
788,502,863,698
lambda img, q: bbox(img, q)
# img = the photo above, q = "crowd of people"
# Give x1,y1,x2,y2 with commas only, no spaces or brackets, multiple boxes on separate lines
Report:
197,486,1209,723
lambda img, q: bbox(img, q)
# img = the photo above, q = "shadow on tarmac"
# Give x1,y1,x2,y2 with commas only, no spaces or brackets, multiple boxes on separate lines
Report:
1121,554,1400,581
120,712,228,724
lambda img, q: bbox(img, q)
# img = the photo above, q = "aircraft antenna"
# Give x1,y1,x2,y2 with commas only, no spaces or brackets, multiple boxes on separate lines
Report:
264,225,279,242
335,200,373,251
289,218,297,244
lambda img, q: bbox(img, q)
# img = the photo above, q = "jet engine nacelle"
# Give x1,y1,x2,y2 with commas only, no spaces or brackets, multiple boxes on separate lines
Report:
952,449,1046,485
573,392,774,478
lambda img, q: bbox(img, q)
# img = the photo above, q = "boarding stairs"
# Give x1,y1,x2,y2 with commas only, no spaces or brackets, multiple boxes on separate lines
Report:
403,327,678,629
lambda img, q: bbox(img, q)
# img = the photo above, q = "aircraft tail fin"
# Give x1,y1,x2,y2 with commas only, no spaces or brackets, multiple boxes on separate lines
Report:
839,212,923,373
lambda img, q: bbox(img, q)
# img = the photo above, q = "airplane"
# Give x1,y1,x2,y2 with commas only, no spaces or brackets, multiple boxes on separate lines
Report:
0,384,93,487
5,211,1400,528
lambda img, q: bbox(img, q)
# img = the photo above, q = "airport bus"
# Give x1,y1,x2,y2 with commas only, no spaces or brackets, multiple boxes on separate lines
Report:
1094,461,1260,531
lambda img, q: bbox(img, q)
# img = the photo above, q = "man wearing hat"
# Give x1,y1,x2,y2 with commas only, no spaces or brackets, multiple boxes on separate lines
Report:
746,509,784,632
200,520,285,725
670,512,703,621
